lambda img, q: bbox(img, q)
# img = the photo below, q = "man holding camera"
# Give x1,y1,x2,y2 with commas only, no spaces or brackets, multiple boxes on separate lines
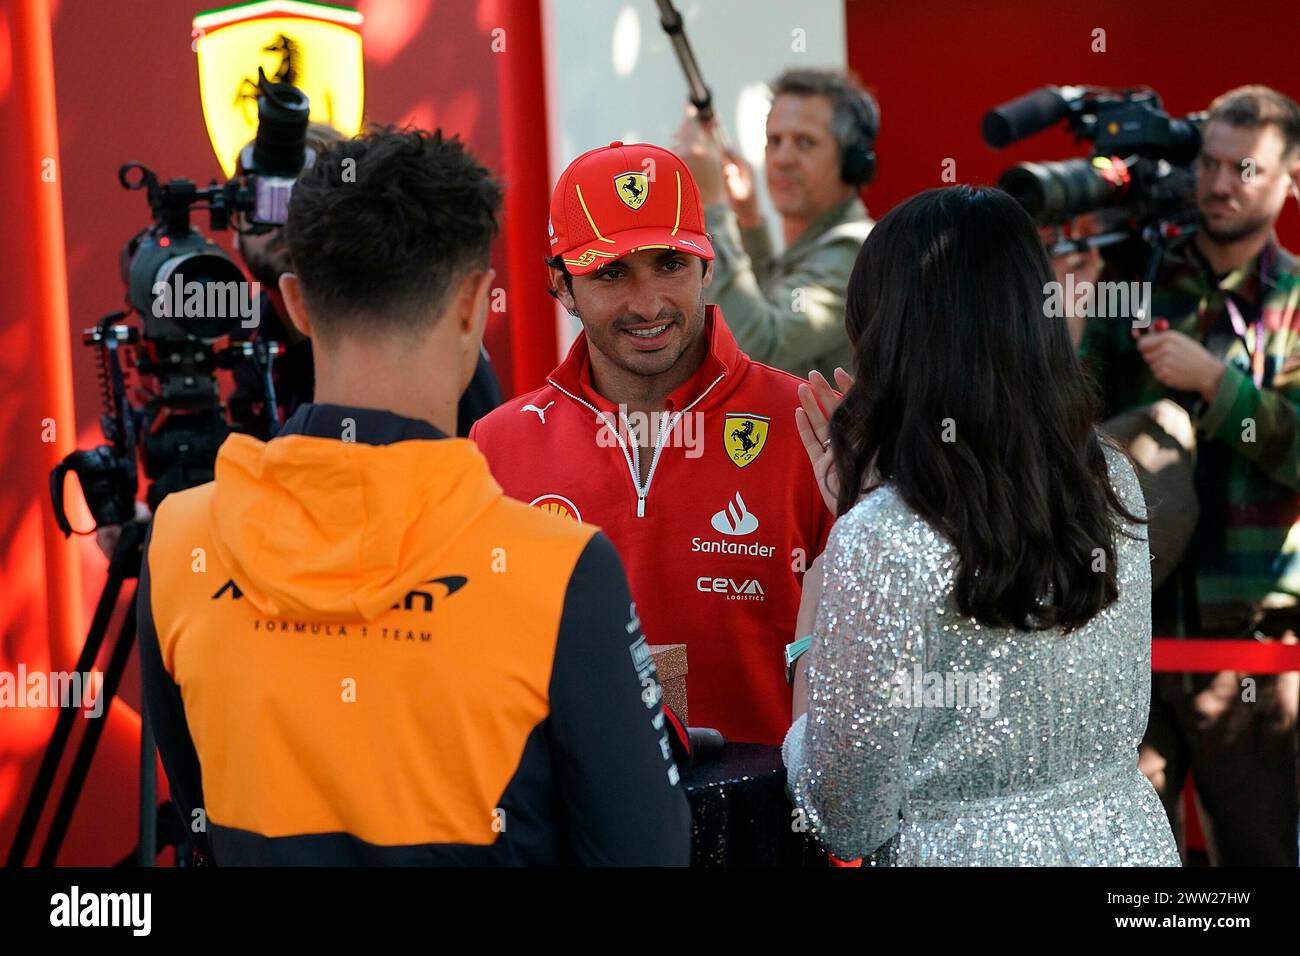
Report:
137,128,690,865
673,68,876,381
96,124,506,561
1077,86,1300,865
224,121,342,439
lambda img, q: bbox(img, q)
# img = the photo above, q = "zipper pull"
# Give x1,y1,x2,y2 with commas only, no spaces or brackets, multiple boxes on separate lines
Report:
637,496,646,518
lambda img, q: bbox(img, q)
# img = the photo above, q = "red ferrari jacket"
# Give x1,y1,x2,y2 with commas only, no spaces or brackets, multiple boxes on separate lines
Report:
471,306,833,744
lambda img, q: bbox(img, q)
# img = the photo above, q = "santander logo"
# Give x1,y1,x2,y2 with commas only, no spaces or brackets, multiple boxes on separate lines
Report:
711,492,758,536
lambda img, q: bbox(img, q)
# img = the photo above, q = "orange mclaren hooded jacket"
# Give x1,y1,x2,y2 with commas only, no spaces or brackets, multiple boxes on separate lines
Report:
137,404,689,865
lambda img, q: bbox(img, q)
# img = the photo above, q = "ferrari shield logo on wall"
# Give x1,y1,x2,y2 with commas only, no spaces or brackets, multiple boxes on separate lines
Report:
614,171,649,210
724,414,770,468
193,0,366,178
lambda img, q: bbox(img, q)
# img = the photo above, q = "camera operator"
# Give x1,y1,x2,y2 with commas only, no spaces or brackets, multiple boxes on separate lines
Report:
673,68,875,380
228,123,504,440
137,127,689,865
1075,85,1300,865
96,124,507,560
225,121,342,437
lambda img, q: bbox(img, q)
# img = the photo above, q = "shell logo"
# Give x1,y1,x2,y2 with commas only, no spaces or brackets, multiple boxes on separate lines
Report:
529,494,582,522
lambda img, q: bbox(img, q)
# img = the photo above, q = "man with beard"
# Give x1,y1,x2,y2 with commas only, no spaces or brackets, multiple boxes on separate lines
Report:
469,141,833,746
1077,86,1300,865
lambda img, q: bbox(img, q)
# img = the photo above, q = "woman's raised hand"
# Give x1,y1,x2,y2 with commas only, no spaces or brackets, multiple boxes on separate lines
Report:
795,367,854,514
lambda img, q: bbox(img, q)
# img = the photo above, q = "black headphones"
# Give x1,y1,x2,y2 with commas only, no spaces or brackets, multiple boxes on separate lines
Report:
839,89,880,187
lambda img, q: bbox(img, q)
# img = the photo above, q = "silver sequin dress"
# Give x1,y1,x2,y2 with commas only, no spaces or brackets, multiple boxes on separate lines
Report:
783,444,1180,866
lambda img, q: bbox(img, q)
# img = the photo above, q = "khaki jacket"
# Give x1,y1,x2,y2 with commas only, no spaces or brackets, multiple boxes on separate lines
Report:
705,195,872,379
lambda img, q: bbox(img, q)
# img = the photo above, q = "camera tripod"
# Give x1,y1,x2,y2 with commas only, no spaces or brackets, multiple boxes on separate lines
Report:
5,518,188,867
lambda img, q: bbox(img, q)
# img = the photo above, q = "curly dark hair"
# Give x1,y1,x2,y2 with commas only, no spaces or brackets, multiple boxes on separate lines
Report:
285,125,502,336
830,185,1143,632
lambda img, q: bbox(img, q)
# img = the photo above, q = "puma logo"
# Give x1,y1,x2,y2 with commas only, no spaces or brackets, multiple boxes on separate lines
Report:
521,401,555,424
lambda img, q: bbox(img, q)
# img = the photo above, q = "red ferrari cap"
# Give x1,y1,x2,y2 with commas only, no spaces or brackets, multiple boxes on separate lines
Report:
548,141,715,275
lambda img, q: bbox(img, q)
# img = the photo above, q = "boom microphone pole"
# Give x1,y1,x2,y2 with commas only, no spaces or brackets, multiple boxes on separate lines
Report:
654,0,734,154
655,0,714,123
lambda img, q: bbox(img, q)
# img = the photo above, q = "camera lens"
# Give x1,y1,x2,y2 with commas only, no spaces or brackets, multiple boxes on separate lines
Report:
252,81,310,178
999,159,1129,225
146,245,250,341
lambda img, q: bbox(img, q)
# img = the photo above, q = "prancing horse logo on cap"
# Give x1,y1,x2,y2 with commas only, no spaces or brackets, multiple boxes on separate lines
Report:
615,171,649,210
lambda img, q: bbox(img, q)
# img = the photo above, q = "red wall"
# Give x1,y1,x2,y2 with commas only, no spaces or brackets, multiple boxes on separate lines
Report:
846,0,1299,249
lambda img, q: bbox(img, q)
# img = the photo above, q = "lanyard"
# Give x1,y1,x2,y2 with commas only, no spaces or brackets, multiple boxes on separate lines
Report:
1218,243,1274,390
1224,296,1266,389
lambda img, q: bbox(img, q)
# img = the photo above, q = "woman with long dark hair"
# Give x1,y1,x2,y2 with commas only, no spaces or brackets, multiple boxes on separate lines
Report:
784,185,1179,865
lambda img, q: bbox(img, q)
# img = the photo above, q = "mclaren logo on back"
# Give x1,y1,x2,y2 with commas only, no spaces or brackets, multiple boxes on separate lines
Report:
615,171,649,210
212,575,468,613
212,579,245,600
390,576,469,613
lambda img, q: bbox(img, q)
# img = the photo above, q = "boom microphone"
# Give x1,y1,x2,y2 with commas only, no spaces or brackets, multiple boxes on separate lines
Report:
983,85,1085,149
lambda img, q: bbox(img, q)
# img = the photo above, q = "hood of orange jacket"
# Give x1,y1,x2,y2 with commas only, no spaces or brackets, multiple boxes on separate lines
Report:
207,432,502,621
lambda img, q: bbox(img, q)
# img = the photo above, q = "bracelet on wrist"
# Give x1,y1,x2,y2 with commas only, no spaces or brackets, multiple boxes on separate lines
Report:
785,635,814,684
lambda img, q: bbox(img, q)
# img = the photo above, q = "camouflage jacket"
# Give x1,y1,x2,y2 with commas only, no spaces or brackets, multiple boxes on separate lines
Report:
705,196,871,380
1080,233,1300,624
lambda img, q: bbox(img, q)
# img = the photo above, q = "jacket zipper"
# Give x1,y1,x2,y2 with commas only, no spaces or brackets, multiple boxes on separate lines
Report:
549,374,726,517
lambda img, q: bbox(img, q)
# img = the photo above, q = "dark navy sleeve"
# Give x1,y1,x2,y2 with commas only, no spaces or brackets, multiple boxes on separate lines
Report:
136,522,212,860
547,533,692,865
457,348,504,437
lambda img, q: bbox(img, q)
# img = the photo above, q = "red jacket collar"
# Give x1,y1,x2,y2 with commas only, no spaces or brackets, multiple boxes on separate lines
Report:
548,304,745,413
